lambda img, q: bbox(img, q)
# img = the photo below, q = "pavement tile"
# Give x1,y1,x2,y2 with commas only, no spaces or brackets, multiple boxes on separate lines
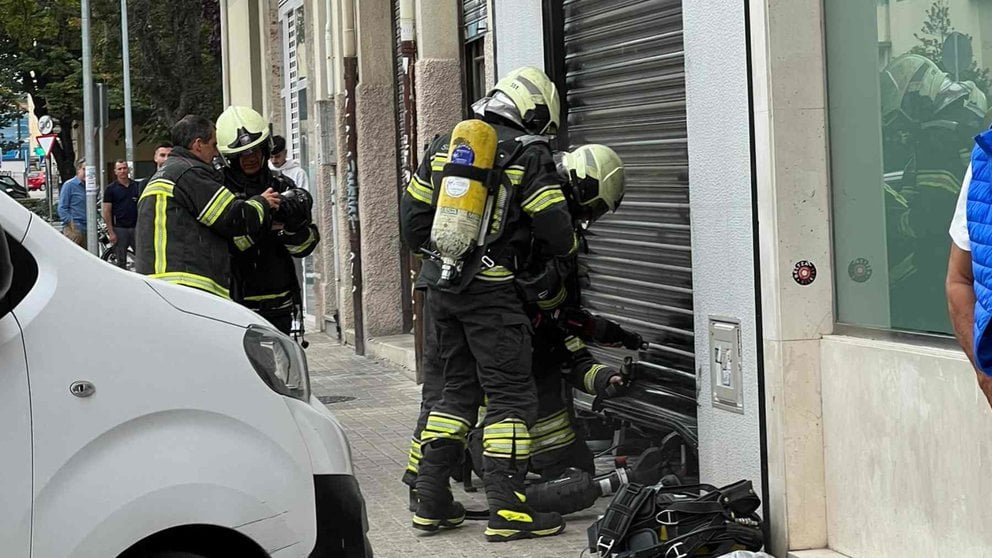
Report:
306,333,609,558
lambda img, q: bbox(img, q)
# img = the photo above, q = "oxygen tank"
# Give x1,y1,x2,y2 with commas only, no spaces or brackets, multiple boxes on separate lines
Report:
430,119,499,287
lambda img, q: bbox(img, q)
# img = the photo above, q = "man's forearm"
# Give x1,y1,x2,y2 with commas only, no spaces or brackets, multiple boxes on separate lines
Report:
947,243,978,367
102,204,114,234
948,280,978,367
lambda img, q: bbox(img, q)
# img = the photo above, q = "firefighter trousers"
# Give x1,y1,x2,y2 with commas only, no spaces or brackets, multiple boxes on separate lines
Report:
419,285,537,479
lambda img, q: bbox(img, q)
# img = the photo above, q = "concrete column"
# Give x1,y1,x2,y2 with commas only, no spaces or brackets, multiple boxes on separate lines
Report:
415,0,463,142
751,0,833,554
493,0,543,74
264,0,283,122
333,90,354,335
354,0,403,339
484,0,496,87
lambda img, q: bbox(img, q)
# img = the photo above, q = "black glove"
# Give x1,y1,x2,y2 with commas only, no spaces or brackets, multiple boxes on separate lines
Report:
274,188,313,232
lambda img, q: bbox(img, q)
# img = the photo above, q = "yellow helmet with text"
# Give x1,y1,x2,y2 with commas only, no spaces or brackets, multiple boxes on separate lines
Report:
216,106,273,157
473,66,561,135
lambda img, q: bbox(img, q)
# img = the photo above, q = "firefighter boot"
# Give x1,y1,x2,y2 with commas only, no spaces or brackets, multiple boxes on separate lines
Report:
401,470,418,513
412,440,466,533
483,466,565,542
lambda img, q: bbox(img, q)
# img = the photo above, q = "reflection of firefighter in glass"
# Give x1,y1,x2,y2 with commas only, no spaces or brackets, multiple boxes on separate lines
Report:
880,53,988,332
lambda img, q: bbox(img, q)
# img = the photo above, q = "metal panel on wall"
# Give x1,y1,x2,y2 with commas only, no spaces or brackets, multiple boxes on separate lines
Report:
463,0,487,41
563,0,694,380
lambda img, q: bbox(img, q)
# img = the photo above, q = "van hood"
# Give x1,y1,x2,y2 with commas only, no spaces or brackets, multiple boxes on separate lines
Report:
144,278,265,329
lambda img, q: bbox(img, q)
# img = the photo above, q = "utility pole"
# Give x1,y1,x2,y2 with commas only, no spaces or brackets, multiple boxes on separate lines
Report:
121,0,134,176
81,0,98,255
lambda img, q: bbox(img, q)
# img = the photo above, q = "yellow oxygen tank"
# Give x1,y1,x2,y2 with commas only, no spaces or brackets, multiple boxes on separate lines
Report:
430,119,499,287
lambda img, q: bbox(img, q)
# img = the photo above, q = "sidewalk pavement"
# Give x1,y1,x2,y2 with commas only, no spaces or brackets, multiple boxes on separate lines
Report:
306,333,609,558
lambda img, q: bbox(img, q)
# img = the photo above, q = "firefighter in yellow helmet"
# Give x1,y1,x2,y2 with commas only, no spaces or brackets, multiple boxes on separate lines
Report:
135,115,281,298
400,66,575,541
216,106,320,337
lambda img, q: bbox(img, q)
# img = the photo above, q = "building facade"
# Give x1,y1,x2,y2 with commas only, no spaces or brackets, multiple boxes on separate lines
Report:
221,1,992,556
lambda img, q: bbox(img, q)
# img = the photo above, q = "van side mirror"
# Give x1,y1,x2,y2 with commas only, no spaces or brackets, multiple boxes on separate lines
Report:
0,224,12,300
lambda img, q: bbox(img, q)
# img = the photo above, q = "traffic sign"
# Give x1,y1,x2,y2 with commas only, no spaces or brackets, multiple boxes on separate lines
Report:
36,134,57,159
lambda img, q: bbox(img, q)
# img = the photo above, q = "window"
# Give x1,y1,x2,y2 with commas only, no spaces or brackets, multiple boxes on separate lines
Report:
826,0,992,335
464,38,486,116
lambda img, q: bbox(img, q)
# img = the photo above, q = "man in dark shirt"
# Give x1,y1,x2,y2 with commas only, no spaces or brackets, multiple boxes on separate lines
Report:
102,159,139,269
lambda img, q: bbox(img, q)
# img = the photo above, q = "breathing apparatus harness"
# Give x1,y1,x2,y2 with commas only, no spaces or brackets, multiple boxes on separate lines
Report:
421,133,550,289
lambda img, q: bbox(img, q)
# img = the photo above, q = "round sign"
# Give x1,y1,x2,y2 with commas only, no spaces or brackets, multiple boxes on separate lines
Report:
848,258,873,283
444,177,470,198
792,260,817,286
38,115,53,135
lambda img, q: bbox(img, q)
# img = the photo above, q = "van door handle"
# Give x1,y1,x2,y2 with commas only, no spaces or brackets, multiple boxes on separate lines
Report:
69,381,96,398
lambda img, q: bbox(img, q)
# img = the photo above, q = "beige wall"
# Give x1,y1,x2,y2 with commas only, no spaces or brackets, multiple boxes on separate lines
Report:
821,337,992,557
751,0,832,553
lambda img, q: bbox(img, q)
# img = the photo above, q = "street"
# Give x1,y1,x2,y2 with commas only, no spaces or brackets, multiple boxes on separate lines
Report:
306,333,609,558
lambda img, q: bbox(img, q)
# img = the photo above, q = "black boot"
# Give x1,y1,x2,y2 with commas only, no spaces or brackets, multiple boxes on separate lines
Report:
483,460,565,542
401,469,418,512
412,440,466,533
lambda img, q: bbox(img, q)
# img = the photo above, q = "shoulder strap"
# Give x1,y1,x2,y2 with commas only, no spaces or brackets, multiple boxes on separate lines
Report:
590,483,656,558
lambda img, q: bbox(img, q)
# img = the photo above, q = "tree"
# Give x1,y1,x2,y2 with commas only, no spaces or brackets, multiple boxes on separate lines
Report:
0,0,222,181
909,0,992,96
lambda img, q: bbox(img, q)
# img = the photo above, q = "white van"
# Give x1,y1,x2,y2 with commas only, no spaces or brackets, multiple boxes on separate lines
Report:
0,194,371,558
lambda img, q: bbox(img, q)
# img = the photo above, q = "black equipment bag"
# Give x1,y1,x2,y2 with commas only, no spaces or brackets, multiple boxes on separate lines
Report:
587,480,764,558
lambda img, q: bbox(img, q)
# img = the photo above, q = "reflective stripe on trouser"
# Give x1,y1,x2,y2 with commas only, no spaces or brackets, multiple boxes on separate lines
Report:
426,286,538,430
529,409,576,457
482,419,531,460
420,412,472,446
406,437,422,475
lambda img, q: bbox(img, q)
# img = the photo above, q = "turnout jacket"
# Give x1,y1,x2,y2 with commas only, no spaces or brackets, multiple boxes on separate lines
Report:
400,121,577,293
225,170,319,316
135,147,272,298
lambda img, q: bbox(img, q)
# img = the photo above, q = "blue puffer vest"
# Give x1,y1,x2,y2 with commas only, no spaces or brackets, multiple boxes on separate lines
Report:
967,130,992,375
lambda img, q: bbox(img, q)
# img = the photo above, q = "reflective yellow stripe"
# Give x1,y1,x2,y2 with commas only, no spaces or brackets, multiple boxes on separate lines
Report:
537,285,567,310
532,430,577,455
199,188,236,226
483,420,531,458
526,191,566,214
485,526,562,537
233,235,253,251
149,272,230,299
584,364,607,394
565,336,586,353
139,180,174,200
244,290,291,302
530,410,570,436
479,266,513,277
246,199,265,223
286,228,317,255
475,273,515,282
505,167,524,185
406,176,433,204
153,194,168,274
497,510,533,523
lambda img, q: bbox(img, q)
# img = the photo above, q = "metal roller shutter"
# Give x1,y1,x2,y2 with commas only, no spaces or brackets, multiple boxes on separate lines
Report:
563,0,695,410
463,0,487,41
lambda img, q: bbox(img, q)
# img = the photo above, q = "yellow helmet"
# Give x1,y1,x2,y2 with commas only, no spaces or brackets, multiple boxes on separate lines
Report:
557,144,625,222
487,66,561,135
216,106,272,156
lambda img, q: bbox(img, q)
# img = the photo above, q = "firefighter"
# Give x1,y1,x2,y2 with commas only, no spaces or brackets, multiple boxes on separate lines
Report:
400,66,575,541
215,106,320,336
136,114,281,298
402,145,631,519
522,144,629,480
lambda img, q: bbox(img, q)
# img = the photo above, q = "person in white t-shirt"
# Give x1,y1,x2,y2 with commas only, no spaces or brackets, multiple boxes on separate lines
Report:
946,164,992,409
269,135,309,191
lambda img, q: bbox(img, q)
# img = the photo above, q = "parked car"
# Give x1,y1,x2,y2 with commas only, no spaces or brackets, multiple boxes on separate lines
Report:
26,170,45,191
0,193,372,558
0,175,27,199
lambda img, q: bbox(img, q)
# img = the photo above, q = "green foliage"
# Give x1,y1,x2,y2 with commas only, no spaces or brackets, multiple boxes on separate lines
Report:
0,0,222,178
909,0,992,96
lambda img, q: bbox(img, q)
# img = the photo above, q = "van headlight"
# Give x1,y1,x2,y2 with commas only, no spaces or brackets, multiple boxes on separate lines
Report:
243,325,311,402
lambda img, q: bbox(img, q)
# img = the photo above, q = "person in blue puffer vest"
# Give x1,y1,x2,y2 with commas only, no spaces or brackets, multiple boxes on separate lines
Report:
947,130,992,410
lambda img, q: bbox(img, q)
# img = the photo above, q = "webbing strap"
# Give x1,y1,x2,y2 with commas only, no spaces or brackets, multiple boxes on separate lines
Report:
592,483,654,557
